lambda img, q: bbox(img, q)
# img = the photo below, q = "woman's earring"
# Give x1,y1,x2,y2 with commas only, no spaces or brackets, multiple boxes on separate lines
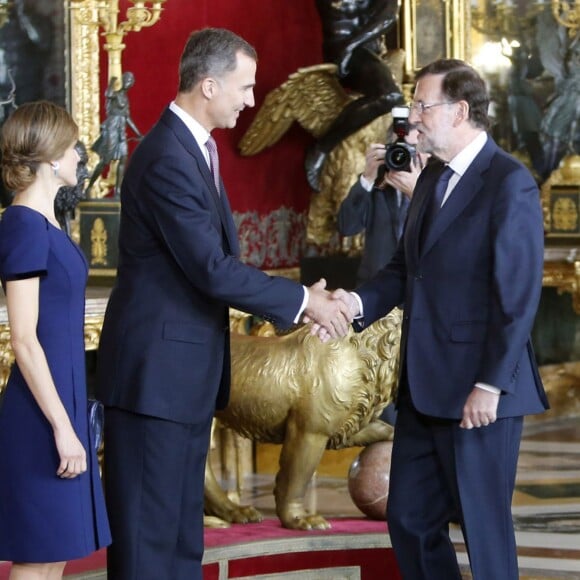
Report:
51,161,60,177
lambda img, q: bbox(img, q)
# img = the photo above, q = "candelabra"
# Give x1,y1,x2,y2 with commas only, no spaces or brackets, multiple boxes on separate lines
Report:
552,0,579,33
70,0,166,83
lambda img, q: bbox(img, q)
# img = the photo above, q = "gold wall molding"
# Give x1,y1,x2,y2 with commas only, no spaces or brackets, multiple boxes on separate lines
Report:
68,1,102,166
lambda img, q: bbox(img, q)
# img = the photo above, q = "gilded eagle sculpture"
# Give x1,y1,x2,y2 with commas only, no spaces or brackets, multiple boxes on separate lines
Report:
204,309,402,530
238,54,404,248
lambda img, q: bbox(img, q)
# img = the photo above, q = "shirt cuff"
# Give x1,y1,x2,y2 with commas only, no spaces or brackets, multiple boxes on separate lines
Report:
475,382,501,395
350,292,363,318
294,286,310,324
359,174,374,192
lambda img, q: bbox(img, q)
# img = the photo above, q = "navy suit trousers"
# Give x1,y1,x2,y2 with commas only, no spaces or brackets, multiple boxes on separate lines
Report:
104,408,213,580
387,382,523,580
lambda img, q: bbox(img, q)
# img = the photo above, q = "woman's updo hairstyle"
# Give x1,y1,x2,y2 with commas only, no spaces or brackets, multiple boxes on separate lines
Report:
1,101,78,192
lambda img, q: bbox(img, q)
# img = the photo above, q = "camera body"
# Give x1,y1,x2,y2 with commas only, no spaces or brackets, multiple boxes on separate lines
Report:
384,106,416,173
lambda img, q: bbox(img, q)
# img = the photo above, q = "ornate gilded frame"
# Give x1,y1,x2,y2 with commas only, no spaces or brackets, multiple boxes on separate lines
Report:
68,1,102,165
403,0,469,79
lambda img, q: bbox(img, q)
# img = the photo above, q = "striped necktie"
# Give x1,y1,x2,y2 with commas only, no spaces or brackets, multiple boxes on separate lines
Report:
205,135,220,194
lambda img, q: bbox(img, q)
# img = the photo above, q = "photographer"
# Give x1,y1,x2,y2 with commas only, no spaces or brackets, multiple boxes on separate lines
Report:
338,122,427,286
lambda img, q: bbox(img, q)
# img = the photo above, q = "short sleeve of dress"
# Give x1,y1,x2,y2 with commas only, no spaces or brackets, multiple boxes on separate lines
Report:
0,208,49,281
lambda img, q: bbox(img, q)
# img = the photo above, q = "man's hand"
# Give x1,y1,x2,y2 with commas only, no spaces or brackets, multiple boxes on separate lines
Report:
306,287,360,342
362,143,387,184
331,288,360,319
383,157,422,197
304,279,353,341
460,387,500,429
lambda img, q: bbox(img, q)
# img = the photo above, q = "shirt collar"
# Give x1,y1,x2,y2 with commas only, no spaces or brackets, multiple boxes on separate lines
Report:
447,131,487,177
169,101,211,161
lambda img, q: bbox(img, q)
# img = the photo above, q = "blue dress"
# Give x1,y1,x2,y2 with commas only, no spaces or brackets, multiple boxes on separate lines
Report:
0,205,111,562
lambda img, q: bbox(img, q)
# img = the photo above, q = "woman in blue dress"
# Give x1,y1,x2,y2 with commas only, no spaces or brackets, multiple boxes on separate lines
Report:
0,101,110,579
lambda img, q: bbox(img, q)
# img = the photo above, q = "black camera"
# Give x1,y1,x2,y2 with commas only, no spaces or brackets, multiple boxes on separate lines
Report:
384,106,416,172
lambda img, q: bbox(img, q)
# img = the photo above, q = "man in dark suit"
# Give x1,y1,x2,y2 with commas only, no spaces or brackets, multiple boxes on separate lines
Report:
337,127,425,285
330,59,549,579
96,28,351,580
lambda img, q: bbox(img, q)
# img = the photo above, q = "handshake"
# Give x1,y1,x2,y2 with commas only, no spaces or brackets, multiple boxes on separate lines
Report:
303,279,360,342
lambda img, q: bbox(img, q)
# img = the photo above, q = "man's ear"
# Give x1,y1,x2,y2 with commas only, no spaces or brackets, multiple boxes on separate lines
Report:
454,101,469,125
201,77,217,100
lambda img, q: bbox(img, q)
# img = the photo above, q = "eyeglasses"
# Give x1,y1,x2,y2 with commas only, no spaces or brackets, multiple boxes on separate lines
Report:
408,101,454,114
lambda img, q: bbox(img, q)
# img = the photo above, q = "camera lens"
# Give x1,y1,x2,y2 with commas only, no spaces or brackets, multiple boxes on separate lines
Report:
385,144,412,172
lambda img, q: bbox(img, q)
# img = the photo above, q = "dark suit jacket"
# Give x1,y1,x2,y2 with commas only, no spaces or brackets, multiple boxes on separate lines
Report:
96,108,304,423
355,137,549,419
337,181,406,283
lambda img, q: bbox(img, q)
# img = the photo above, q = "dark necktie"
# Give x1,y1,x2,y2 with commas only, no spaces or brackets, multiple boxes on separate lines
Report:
205,135,220,194
421,165,454,247
431,165,454,216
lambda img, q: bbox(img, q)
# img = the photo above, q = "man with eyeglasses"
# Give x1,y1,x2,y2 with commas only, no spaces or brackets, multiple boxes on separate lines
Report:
328,59,549,579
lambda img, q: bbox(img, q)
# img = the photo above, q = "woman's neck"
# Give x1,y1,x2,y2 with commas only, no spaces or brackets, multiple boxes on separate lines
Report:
12,180,60,227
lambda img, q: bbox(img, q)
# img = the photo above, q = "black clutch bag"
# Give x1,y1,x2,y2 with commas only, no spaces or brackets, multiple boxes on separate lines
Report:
87,398,104,452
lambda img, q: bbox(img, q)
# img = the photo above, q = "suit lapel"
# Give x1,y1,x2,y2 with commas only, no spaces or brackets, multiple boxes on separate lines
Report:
420,138,497,257
219,188,240,256
161,109,239,255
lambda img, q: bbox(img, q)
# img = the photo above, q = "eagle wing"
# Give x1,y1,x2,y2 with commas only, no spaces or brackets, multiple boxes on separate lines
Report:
239,64,350,156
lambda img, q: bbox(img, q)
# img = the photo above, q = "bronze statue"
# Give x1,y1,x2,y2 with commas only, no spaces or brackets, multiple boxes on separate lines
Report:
86,72,142,197
304,0,403,191
204,309,402,530
55,140,89,235
506,44,544,177
536,12,580,178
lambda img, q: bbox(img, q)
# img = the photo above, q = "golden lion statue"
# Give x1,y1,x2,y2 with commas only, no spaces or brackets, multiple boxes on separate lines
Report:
204,308,402,530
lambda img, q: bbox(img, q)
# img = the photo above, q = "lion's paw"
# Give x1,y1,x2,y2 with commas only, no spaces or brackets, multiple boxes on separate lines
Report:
285,514,331,530
229,505,263,524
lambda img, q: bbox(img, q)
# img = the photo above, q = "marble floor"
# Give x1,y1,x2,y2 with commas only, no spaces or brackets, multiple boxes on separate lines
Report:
234,414,580,580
